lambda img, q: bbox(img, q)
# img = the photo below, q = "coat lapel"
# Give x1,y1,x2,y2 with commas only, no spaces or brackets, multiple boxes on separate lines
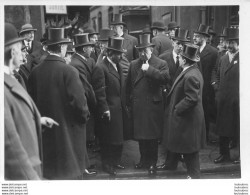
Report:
199,44,210,59
225,52,239,74
105,58,120,80
134,59,144,85
74,53,92,74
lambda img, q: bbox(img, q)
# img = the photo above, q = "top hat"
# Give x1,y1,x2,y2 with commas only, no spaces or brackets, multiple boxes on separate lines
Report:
135,34,155,49
5,23,26,47
208,28,216,36
19,23,37,35
64,26,72,38
66,42,75,54
99,28,114,41
227,28,239,40
110,14,126,26
73,33,95,48
46,28,71,46
84,27,99,35
194,24,210,37
168,21,179,30
172,28,190,42
218,26,228,38
151,21,165,30
180,43,200,62
106,37,125,53
141,25,151,35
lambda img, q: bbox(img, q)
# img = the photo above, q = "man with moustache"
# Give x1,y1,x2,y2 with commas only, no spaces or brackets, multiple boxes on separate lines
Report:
162,43,206,179
95,37,126,176
126,34,169,176
193,24,218,143
213,28,240,164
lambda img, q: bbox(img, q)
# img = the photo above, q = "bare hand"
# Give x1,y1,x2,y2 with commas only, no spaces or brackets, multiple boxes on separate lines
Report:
102,110,111,121
41,117,59,128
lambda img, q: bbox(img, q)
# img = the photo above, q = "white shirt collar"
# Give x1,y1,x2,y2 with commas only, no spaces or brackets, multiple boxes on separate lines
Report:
182,64,194,72
49,53,61,58
172,50,179,63
199,42,206,53
76,52,87,61
4,65,11,75
107,57,118,71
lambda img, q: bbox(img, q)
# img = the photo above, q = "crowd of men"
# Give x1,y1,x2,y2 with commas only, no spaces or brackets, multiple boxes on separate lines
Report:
4,13,239,180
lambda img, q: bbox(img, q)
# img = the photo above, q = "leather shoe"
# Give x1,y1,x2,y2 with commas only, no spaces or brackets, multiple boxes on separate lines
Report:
102,164,116,176
148,165,157,176
114,164,125,169
214,155,231,164
156,163,177,171
84,169,97,176
134,162,146,169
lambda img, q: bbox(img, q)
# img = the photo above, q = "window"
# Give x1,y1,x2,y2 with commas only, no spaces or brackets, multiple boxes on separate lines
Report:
230,6,239,28
98,12,102,32
108,7,113,26
92,17,97,31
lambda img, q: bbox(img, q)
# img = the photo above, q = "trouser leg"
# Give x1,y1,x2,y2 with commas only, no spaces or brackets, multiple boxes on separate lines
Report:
183,152,200,179
219,136,230,157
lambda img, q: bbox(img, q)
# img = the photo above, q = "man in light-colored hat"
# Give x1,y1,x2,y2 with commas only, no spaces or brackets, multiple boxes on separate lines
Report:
151,21,173,56
193,24,218,143
28,27,90,179
126,34,170,176
4,23,58,180
162,43,206,179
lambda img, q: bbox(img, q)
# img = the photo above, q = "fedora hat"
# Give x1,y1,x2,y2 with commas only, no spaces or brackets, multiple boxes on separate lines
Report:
5,23,26,47
172,28,190,42
99,28,114,41
84,27,99,35
106,37,125,53
227,28,239,40
218,26,228,38
110,14,126,26
19,23,37,35
151,21,165,30
168,21,179,30
73,33,95,48
194,24,210,37
180,43,200,62
46,28,71,46
135,34,155,49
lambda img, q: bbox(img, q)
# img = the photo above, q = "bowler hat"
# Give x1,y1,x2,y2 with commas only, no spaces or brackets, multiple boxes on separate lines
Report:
84,27,99,35
218,26,228,38
66,42,75,54
110,14,126,26
180,43,200,62
227,28,239,40
46,28,71,46
106,37,125,53
19,23,37,35
135,34,155,49
194,24,210,37
168,21,179,30
208,28,216,36
5,23,25,47
73,33,95,48
172,28,190,42
151,21,165,30
141,25,151,35
99,28,114,41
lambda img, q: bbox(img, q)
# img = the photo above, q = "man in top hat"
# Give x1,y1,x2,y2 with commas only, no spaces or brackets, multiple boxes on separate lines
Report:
4,23,58,180
167,21,180,40
111,14,138,77
95,37,127,176
151,21,173,56
193,24,218,143
84,27,100,62
207,27,217,47
213,28,240,164
28,27,90,179
162,43,206,179
126,34,169,176
64,42,75,64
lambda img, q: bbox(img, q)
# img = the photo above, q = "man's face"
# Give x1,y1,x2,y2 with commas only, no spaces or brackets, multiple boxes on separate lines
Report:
169,29,176,38
64,53,72,64
90,34,98,44
21,47,28,64
179,55,186,68
193,33,205,46
83,46,93,57
138,47,152,62
217,37,228,51
228,40,239,54
172,40,184,54
12,42,23,70
152,29,157,37
23,31,35,41
111,51,122,64
113,25,123,35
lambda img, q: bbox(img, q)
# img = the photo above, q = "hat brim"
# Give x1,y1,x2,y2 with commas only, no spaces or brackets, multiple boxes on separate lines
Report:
19,29,37,35
168,26,180,30
73,42,95,48
111,22,127,26
98,38,109,41
135,43,155,49
172,37,190,42
88,32,99,35
106,47,125,53
193,31,210,37
46,39,72,46
227,38,239,41
180,53,200,62
151,26,165,30
5,37,26,47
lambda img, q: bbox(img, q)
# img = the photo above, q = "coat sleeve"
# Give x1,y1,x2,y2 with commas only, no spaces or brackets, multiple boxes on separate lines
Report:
4,101,41,180
64,67,89,123
152,38,160,56
175,75,201,115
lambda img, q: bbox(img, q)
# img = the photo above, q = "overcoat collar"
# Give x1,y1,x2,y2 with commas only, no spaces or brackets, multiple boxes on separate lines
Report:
72,53,92,73
45,54,66,63
103,57,121,81
199,44,210,58
225,52,239,74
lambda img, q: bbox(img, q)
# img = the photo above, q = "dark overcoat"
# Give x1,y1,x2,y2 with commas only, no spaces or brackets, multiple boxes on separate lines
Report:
152,34,173,56
198,44,218,122
96,57,125,144
122,33,138,62
5,74,42,180
126,55,169,140
216,53,239,137
28,55,89,179
162,65,206,153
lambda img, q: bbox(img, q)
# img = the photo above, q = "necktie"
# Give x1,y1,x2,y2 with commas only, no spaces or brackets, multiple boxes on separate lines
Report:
176,56,180,68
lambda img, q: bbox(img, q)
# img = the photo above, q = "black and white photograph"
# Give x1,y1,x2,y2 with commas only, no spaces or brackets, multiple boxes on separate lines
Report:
1,1,250,195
